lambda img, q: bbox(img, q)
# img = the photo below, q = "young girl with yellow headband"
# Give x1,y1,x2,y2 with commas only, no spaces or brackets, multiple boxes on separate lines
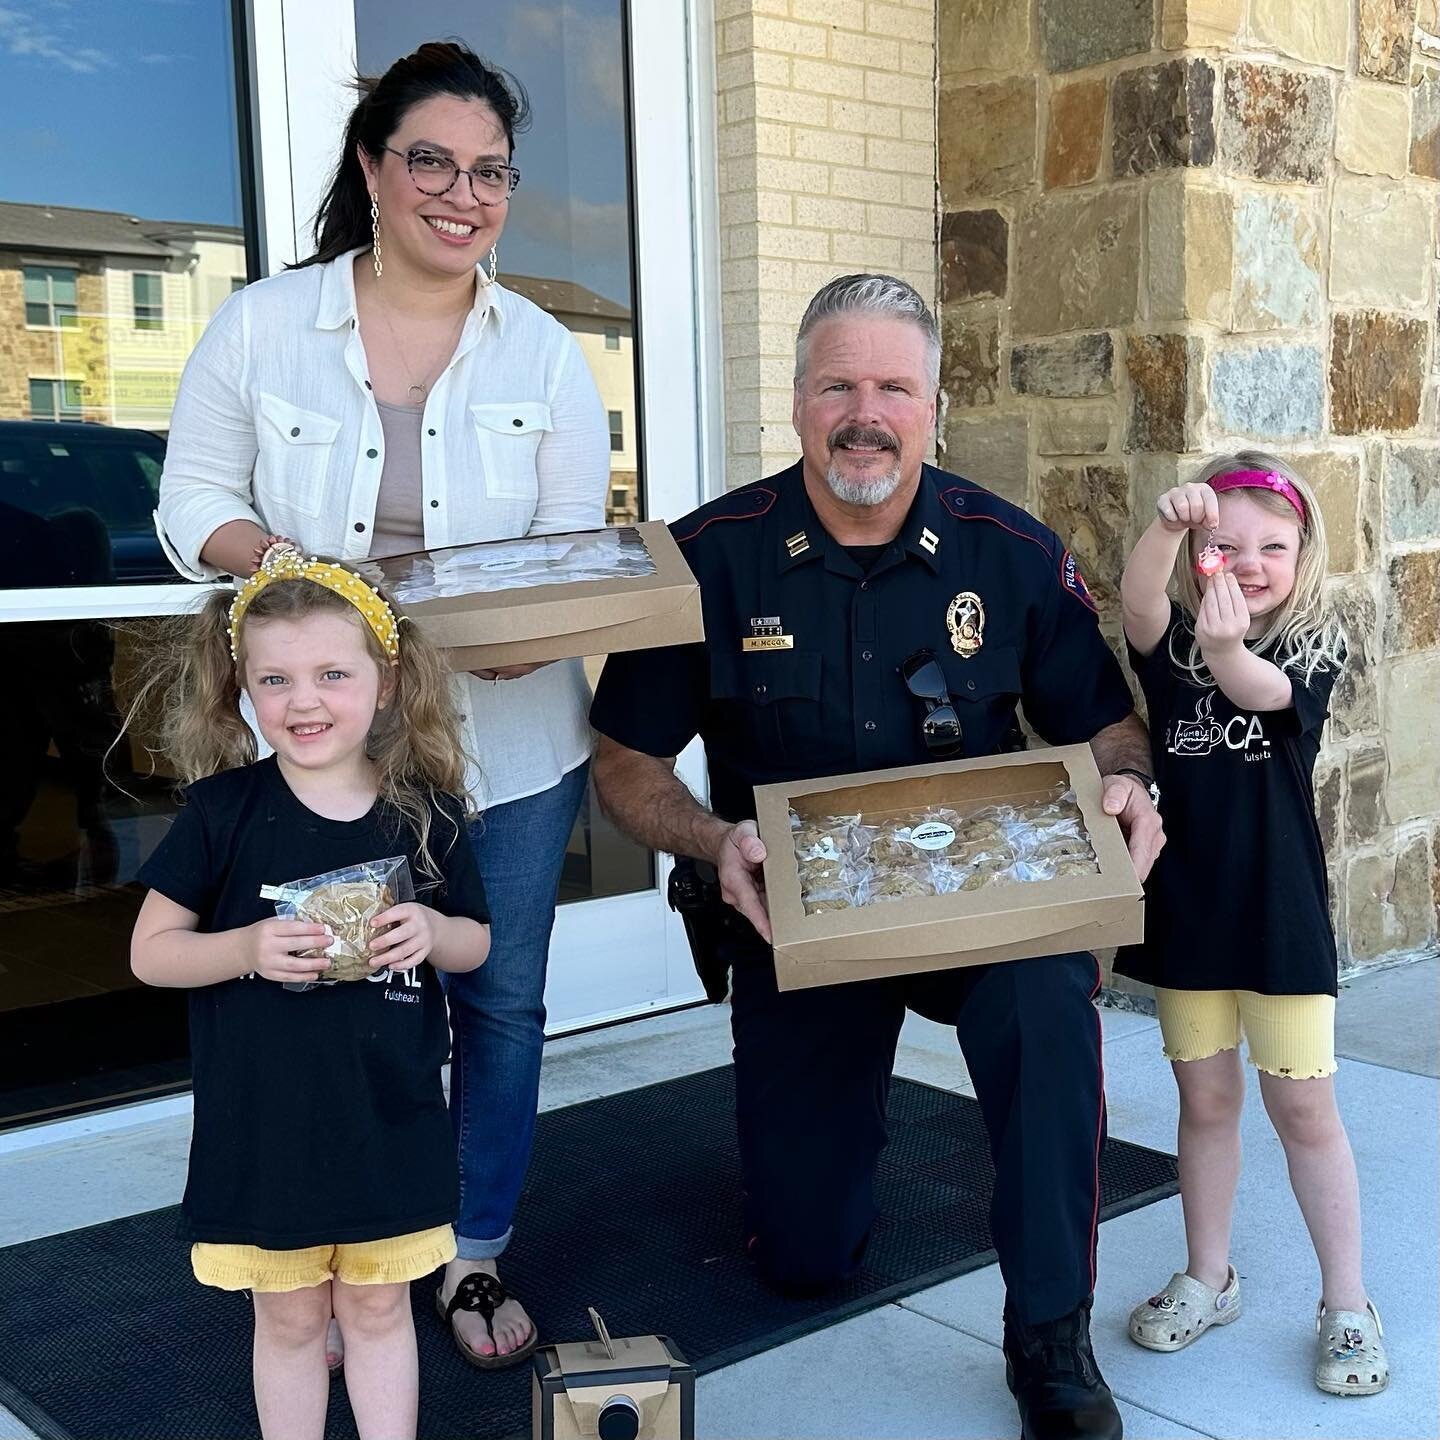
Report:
129,545,490,1440
1115,453,1388,1396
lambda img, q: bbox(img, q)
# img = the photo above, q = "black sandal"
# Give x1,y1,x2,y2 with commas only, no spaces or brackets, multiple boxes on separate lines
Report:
435,1271,539,1370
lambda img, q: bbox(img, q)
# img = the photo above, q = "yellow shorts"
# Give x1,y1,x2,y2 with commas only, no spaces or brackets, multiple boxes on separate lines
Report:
1153,988,1336,1079
192,1224,456,1293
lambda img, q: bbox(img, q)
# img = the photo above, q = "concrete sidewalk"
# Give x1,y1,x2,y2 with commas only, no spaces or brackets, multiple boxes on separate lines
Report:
2,956,1435,1439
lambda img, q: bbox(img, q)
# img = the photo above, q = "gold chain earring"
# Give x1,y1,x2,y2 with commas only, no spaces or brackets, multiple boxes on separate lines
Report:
370,192,383,280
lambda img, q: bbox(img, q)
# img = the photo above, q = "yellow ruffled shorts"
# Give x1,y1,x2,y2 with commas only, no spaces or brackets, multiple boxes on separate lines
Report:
1153,988,1336,1079
192,1223,456,1293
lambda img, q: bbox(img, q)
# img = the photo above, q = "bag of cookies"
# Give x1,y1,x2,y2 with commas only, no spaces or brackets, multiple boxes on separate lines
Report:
260,856,414,991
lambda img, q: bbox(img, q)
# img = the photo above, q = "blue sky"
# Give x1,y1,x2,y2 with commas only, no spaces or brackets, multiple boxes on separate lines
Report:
356,0,634,308
0,0,243,226
0,0,633,309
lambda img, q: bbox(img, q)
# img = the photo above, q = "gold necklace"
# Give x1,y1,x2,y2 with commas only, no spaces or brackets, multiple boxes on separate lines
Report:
372,296,469,405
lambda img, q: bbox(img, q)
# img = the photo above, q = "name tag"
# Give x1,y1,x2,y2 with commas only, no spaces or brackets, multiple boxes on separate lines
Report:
742,635,794,652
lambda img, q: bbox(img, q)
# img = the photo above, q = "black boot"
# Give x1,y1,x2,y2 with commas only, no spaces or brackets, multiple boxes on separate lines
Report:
1003,1296,1123,1440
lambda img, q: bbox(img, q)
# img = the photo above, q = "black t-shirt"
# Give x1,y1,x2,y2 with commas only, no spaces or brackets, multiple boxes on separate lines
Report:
137,757,489,1248
1116,605,1340,996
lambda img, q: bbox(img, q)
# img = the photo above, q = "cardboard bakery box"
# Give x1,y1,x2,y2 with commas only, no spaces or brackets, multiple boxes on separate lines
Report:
371,520,703,669
754,745,1144,991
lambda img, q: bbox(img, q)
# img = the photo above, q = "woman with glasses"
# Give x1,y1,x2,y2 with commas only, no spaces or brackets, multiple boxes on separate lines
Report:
158,41,609,1378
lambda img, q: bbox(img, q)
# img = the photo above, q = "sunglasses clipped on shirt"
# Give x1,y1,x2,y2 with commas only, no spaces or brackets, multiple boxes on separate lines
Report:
900,649,965,759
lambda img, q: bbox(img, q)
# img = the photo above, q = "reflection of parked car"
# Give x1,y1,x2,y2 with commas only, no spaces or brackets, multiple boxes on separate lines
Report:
0,421,172,585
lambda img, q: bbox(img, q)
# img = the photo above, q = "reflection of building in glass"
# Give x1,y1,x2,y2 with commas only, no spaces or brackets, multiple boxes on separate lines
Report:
0,202,246,432
500,273,638,525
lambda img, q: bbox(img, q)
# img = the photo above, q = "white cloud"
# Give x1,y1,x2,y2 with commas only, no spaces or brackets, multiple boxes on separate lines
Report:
503,3,624,120
506,185,629,259
0,4,110,73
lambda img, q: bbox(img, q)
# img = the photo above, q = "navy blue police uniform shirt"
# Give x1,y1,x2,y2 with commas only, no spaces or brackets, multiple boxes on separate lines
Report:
590,462,1135,822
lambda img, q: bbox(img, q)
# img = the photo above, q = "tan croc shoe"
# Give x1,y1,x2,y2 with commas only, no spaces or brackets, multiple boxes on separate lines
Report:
1315,1300,1389,1396
1128,1266,1242,1352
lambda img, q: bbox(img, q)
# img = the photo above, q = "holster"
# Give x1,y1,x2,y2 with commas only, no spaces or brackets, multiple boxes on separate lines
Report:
666,857,750,1003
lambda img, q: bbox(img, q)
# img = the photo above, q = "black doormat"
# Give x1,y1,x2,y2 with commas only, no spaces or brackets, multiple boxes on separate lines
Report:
0,1065,1177,1440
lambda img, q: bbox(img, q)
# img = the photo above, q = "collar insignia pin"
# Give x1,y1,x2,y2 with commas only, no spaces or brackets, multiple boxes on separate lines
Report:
919,527,939,555
784,529,809,558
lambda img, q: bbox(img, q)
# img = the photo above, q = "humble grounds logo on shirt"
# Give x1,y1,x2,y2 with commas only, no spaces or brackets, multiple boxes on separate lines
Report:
1166,690,1272,762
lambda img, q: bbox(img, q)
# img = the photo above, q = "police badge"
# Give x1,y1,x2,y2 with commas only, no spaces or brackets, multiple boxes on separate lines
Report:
946,591,984,658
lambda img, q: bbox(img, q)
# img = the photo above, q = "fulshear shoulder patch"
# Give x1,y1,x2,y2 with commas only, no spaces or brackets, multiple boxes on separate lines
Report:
1059,549,1097,612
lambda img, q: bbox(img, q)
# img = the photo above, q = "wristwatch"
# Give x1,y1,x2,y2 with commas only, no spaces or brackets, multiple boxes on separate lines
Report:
1112,767,1161,808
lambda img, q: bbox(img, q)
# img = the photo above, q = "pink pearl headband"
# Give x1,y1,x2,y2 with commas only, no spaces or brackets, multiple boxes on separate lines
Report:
1207,468,1307,525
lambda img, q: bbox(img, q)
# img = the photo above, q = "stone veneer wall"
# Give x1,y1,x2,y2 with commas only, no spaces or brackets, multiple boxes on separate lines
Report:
938,0,1440,969
0,258,109,422
715,0,937,487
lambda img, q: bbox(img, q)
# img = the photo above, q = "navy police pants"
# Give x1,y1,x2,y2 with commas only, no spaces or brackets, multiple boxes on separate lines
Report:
726,939,1106,1328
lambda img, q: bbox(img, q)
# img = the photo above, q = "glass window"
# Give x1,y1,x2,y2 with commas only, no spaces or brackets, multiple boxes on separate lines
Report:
356,2,649,909
132,273,164,330
356,0,639,535
0,0,253,1129
0,0,250,592
26,379,83,422
23,266,78,328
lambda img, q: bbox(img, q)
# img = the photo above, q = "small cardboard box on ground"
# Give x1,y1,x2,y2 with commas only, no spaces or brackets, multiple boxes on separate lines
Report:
372,520,703,669
754,745,1144,992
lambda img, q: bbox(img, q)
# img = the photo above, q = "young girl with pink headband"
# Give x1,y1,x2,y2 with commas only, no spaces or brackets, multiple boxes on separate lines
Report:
1115,452,1388,1396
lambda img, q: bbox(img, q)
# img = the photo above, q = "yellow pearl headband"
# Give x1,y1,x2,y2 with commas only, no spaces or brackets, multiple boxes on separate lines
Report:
228,543,401,664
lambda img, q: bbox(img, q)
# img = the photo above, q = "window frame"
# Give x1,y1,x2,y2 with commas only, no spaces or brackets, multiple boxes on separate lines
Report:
22,264,79,329
608,408,625,452
132,271,165,330
26,377,84,422
604,325,621,350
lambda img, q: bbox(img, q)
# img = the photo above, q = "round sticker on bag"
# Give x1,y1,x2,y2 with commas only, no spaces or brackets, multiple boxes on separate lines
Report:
909,822,957,851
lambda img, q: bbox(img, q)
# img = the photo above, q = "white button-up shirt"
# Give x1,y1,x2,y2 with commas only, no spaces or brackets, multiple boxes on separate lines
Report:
157,248,609,808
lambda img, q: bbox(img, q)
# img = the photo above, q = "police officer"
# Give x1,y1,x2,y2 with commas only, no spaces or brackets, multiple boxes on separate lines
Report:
590,275,1164,1440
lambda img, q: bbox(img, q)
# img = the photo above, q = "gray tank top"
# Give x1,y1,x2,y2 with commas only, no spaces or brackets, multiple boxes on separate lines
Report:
370,399,426,558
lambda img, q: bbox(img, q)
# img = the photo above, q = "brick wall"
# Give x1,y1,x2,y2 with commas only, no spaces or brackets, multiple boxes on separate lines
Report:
715,0,937,487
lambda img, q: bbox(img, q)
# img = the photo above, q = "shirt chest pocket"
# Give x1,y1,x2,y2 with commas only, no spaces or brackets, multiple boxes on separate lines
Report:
939,645,1023,756
255,392,342,520
710,650,823,765
470,401,552,503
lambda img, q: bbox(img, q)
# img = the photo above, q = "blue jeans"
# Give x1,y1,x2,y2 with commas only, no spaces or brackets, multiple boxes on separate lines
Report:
445,760,589,1261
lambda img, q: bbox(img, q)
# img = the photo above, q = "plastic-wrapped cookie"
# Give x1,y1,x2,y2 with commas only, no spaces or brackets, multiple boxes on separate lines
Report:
295,880,394,982
959,817,1004,842
954,838,1018,867
868,867,934,902
866,828,922,864
1029,837,1095,861
1054,857,1100,876
803,895,852,915
797,855,846,890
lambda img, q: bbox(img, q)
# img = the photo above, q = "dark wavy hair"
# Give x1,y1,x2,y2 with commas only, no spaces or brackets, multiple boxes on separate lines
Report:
296,40,530,269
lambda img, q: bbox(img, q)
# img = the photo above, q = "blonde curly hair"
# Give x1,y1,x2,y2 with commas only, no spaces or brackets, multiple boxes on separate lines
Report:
120,566,474,880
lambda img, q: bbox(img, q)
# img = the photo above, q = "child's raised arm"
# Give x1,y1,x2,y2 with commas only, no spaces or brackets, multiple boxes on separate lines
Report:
131,890,332,989
1121,484,1219,657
